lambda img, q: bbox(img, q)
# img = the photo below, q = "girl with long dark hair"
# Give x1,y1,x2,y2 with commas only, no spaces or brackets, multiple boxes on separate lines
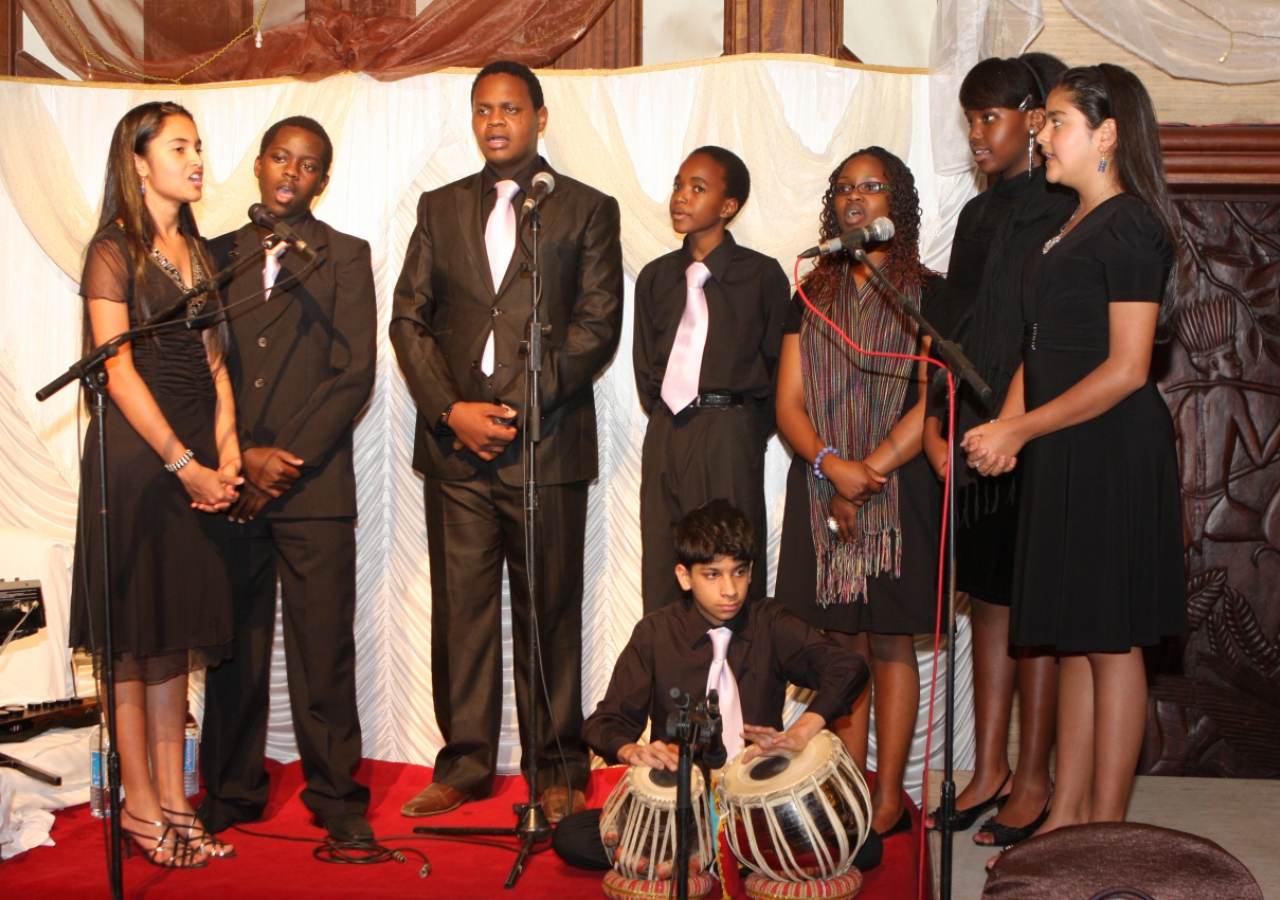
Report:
775,146,942,839
921,53,1075,848
962,64,1186,845
71,101,242,866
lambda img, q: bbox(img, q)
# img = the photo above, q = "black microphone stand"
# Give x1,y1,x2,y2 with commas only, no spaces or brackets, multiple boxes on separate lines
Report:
852,248,991,900
414,205,553,889
36,247,269,900
666,689,725,900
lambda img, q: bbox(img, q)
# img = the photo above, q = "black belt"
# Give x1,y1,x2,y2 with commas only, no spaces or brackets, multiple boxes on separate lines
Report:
687,392,746,409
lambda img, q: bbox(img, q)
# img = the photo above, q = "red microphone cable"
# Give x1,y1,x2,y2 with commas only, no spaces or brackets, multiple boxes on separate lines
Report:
792,257,955,900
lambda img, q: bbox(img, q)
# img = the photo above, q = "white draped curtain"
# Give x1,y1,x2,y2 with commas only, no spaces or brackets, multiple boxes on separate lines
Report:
0,55,977,800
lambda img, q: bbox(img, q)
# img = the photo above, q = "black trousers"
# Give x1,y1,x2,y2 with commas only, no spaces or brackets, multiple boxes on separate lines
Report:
200,517,368,823
424,472,590,796
640,404,770,614
552,809,611,869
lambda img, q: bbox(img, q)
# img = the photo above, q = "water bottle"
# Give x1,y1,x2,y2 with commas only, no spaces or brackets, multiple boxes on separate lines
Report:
183,711,200,797
90,724,112,818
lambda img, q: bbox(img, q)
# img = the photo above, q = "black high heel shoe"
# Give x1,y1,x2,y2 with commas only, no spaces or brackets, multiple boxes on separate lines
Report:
121,807,209,869
925,770,1011,832
874,805,913,839
163,806,237,859
974,789,1053,849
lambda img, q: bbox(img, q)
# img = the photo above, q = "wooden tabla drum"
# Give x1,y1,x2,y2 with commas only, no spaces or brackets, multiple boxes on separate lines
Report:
716,730,871,881
597,764,714,881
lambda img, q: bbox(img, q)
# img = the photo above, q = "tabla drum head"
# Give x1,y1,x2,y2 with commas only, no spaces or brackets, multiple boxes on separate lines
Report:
720,730,838,799
627,763,705,807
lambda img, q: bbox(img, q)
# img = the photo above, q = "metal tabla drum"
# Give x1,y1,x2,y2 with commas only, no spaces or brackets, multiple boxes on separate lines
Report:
716,730,872,881
597,764,714,881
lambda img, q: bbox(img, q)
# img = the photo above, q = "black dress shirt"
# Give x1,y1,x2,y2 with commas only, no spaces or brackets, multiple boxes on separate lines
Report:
581,596,869,763
633,232,791,416
480,155,546,224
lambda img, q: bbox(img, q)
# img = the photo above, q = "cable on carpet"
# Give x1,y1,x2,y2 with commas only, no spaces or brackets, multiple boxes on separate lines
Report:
230,825,433,877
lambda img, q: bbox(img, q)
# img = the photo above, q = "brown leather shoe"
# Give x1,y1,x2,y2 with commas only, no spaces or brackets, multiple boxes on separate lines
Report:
400,782,472,817
540,787,586,824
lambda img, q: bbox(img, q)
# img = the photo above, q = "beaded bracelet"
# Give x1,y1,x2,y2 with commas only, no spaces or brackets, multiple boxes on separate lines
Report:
165,449,195,473
813,446,838,480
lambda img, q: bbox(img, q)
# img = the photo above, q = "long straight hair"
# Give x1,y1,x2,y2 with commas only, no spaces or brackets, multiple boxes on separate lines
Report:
1056,64,1183,341
94,102,222,353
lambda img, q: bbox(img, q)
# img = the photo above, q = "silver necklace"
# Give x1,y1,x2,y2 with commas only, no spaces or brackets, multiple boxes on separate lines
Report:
1041,187,1119,254
149,245,207,317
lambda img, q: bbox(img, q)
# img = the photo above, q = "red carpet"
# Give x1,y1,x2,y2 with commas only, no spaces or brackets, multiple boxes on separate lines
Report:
2,759,925,899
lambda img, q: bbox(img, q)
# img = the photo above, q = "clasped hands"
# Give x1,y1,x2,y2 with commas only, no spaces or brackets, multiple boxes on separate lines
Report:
823,456,887,544
448,401,518,462
960,418,1026,477
226,446,305,522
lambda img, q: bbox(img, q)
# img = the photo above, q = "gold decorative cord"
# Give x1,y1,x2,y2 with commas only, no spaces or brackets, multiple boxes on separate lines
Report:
49,0,272,84
1174,0,1280,63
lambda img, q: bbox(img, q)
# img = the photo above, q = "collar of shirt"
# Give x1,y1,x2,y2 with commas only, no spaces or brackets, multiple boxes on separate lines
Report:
481,155,547,198
677,594,755,650
679,230,738,285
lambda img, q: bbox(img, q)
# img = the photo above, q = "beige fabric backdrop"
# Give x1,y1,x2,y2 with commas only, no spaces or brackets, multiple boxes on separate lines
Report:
0,55,978,799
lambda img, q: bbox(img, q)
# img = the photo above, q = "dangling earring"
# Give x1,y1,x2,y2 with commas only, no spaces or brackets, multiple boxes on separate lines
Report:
1098,157,1108,173
140,180,147,197
1027,133,1036,178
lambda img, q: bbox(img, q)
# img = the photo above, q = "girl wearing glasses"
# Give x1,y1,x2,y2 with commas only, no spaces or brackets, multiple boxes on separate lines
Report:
775,146,942,843
920,53,1074,849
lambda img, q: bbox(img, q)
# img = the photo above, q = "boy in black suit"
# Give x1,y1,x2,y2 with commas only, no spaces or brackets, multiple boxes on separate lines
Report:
553,500,870,871
390,61,624,822
634,147,790,613
198,116,377,844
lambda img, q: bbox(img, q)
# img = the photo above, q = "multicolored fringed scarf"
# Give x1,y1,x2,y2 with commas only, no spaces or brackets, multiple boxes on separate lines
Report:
801,264,919,605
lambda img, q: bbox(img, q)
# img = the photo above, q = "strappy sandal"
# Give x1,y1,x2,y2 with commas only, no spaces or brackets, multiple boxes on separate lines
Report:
925,770,1011,832
975,789,1053,850
121,807,209,869
163,806,237,859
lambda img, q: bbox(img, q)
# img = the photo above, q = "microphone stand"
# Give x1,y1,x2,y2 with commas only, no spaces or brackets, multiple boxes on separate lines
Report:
36,247,267,900
414,205,552,889
667,689,724,900
852,248,991,900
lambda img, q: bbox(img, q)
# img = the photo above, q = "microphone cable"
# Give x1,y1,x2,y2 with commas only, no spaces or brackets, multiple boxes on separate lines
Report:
792,257,955,900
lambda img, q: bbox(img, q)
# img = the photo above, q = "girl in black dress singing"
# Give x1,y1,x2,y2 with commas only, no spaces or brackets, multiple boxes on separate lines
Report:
776,147,941,837
72,102,243,866
962,65,1186,844
921,53,1074,848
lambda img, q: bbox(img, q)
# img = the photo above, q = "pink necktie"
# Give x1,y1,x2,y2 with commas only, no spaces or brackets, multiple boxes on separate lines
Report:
706,627,744,761
262,242,287,301
482,180,520,376
661,261,712,413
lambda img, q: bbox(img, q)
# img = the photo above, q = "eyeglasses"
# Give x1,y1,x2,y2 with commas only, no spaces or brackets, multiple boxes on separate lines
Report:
834,181,894,197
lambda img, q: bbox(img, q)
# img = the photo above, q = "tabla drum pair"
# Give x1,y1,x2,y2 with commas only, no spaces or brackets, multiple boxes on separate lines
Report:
717,729,872,884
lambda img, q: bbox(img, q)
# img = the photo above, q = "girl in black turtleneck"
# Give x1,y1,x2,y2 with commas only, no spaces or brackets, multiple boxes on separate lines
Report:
922,53,1076,848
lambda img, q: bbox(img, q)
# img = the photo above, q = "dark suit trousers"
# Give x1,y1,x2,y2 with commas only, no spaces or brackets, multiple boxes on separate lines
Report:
640,404,770,614
424,472,590,796
201,517,368,823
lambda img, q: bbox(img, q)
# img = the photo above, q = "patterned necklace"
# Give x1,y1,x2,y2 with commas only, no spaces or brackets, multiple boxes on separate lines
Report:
149,244,208,318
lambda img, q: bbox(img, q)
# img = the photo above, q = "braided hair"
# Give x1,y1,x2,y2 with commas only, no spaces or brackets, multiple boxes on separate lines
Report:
803,146,935,302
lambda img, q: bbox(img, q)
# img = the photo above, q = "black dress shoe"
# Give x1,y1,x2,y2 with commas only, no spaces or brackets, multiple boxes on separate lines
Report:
925,770,1011,832
853,830,883,870
874,806,913,839
325,813,374,844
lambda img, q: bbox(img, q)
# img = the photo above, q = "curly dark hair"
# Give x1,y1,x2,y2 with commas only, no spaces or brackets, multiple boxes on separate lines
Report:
802,145,934,303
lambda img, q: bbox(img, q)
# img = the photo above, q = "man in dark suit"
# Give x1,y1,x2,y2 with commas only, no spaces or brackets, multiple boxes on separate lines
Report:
390,61,623,822
198,116,377,844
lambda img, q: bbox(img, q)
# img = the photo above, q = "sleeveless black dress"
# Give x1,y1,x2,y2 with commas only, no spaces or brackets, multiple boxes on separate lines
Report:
69,225,233,683
1010,195,1187,652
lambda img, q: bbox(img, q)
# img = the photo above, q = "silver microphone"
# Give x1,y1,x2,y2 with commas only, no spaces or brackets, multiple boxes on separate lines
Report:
799,217,895,259
521,172,556,216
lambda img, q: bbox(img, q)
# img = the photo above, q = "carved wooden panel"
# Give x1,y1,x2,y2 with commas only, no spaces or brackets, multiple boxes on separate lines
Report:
552,0,641,70
143,0,257,62
1142,127,1280,778
723,0,843,58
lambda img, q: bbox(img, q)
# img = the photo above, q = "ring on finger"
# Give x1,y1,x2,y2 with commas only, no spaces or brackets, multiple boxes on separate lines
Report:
826,515,839,533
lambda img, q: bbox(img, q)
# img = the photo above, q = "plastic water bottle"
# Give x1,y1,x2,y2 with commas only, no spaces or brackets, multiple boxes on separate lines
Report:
90,724,112,818
183,712,200,797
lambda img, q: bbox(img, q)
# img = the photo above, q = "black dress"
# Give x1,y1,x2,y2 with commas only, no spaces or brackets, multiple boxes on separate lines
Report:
775,285,942,636
1010,195,1187,652
69,225,233,683
931,168,1076,605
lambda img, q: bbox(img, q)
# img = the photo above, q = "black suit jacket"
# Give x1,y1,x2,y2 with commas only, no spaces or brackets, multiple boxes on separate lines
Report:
390,160,624,487
212,214,377,519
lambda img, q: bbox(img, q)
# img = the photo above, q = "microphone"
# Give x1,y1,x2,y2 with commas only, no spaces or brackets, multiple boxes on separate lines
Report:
520,172,556,217
248,203,316,261
702,689,728,770
799,216,894,259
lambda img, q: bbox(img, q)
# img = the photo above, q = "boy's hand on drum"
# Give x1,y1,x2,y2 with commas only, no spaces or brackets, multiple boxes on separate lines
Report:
741,712,825,762
618,740,680,772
